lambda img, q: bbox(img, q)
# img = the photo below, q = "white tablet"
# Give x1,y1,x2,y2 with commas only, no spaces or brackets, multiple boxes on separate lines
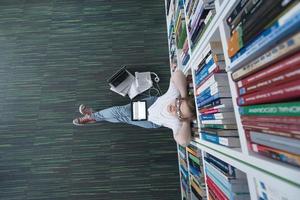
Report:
131,100,147,121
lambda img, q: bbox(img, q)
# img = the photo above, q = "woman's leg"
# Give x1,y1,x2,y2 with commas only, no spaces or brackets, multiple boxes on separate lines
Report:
91,96,160,129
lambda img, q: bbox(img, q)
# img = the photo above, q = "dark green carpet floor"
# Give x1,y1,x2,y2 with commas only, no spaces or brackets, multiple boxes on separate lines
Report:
0,0,181,199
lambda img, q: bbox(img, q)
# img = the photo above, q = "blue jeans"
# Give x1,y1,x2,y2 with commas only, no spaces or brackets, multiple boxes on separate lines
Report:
91,96,161,129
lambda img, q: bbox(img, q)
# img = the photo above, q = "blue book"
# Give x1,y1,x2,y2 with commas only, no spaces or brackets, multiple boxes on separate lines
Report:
196,57,214,77
180,166,188,180
205,161,249,198
182,53,190,65
206,153,236,176
189,165,200,177
201,114,216,120
197,92,225,107
228,7,300,71
201,132,240,147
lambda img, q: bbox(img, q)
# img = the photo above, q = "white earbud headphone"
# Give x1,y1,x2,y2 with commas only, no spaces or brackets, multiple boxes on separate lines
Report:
151,72,160,83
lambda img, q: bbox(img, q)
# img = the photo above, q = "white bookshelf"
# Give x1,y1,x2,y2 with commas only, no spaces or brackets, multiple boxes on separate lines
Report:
164,0,300,199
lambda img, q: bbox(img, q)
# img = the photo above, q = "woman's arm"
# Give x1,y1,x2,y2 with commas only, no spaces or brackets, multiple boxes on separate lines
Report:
171,70,188,98
173,121,191,147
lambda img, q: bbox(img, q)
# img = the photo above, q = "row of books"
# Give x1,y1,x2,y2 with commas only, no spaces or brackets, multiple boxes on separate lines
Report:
178,144,190,199
187,146,206,199
228,1,300,168
185,0,215,49
181,38,190,66
174,5,187,49
227,0,300,71
227,0,297,59
194,42,239,148
204,152,250,200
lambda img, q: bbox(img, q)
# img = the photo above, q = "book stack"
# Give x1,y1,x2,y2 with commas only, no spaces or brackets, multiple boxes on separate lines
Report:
174,2,187,49
181,38,190,66
178,145,190,199
194,42,239,148
227,0,300,68
187,146,206,199
204,153,250,200
228,2,300,168
185,0,215,49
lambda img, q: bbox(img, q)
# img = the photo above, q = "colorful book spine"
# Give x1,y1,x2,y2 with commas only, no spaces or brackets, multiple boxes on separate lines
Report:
241,115,300,125
196,73,228,95
201,132,240,147
198,93,232,108
201,118,236,125
236,51,300,88
249,131,300,155
239,101,300,116
238,66,300,96
206,175,229,200
232,32,300,81
237,79,300,106
227,6,300,72
242,121,300,135
201,124,238,130
244,127,299,139
201,112,236,120
197,88,231,103
250,143,300,167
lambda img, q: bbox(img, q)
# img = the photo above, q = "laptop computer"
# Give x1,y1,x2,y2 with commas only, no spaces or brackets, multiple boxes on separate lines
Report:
107,66,135,96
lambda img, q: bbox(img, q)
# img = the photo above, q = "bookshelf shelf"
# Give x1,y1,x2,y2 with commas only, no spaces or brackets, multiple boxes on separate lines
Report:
165,0,300,199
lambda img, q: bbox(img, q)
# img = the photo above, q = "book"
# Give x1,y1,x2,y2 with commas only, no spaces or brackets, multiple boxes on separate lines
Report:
206,176,229,200
230,2,300,60
201,118,236,125
242,0,296,44
205,161,250,193
237,79,300,106
197,93,232,108
201,128,238,137
227,5,300,71
232,32,300,81
208,188,219,200
200,107,234,115
226,0,255,27
241,115,300,125
205,153,238,177
249,131,300,155
250,142,300,167
239,101,300,116
201,132,240,147
242,121,300,135
201,112,236,120
236,51,300,88
201,124,238,130
196,73,228,95
238,65,300,96
244,127,300,140
199,98,233,109
197,88,231,103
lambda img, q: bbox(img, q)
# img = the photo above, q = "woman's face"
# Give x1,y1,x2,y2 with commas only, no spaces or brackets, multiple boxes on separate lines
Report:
167,98,192,120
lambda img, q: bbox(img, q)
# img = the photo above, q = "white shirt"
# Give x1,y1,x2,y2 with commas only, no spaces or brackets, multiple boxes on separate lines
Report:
148,80,182,135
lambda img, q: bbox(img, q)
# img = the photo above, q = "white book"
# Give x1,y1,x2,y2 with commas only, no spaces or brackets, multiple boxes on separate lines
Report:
201,118,236,125
196,73,228,94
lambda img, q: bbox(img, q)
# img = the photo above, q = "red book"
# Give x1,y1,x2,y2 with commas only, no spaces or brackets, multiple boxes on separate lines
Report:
208,189,217,200
237,51,300,88
249,142,300,167
237,66,300,96
206,176,229,200
242,121,300,135
241,116,300,125
237,79,300,106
